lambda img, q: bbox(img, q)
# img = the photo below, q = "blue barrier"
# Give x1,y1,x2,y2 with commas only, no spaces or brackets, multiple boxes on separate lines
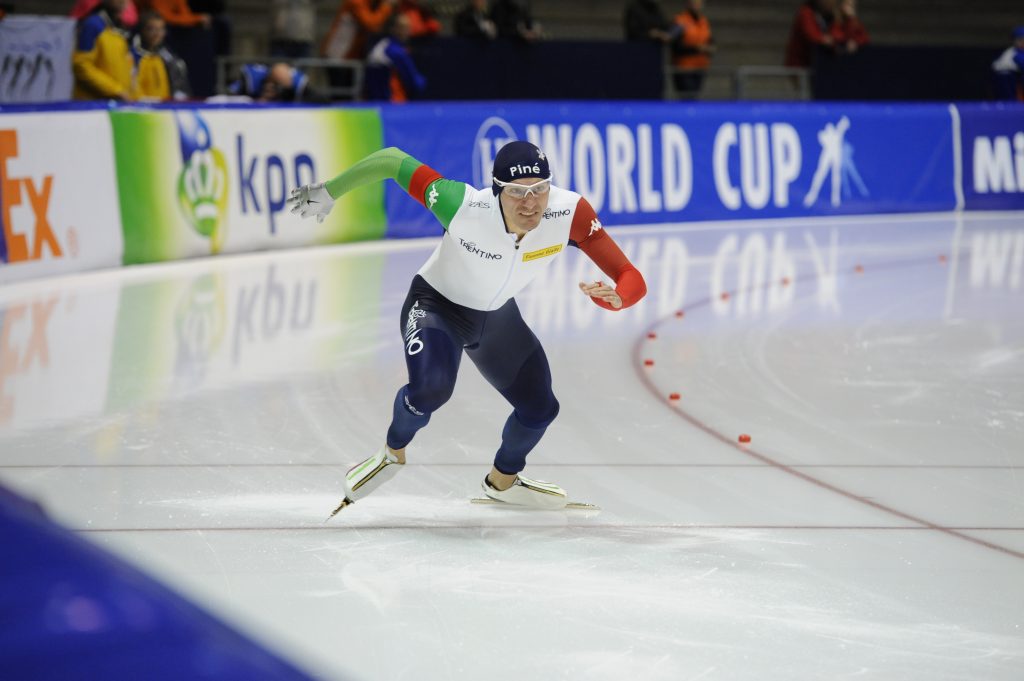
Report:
0,484,317,681
381,101,973,238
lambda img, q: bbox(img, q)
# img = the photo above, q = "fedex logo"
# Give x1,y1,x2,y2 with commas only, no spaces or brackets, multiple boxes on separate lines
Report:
0,130,64,264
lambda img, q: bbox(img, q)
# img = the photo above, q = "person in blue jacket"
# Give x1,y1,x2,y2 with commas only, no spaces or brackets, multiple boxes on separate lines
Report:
228,61,325,102
364,14,427,102
992,26,1024,101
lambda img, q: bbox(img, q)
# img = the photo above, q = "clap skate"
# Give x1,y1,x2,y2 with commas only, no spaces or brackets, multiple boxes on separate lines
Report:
327,445,404,519
472,474,599,511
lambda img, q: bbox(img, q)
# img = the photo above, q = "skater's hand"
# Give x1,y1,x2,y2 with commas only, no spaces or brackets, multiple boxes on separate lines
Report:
579,280,622,309
288,182,335,223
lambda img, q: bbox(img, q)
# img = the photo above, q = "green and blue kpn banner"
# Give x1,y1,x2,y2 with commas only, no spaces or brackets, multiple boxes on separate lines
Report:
110,106,386,264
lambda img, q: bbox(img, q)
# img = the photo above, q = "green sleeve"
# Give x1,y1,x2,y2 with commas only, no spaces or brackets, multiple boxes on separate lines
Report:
323,146,468,231
324,146,412,199
423,179,468,230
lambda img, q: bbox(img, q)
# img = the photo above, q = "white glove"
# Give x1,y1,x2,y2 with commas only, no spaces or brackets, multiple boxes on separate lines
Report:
288,182,335,224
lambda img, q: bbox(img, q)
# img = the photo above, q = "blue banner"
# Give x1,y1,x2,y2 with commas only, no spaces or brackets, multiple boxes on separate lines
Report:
957,102,1024,211
381,102,960,238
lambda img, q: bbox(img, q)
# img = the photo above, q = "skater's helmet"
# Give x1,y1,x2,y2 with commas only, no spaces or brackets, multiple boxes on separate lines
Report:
491,140,551,196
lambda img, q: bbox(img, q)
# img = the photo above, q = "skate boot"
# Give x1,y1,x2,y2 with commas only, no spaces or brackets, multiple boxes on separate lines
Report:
328,446,404,518
481,474,568,509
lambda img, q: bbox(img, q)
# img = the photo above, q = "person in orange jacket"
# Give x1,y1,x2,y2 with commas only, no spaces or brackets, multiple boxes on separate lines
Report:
321,0,397,61
137,0,211,28
672,0,715,94
397,0,441,40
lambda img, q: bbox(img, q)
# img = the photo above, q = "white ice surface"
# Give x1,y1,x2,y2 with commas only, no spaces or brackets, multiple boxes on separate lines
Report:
1,212,1022,680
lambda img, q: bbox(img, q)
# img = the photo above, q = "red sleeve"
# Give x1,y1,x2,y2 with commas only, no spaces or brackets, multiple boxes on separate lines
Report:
407,164,443,207
569,198,647,311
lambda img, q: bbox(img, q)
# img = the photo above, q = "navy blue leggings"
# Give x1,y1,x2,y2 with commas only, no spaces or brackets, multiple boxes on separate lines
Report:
386,276,559,475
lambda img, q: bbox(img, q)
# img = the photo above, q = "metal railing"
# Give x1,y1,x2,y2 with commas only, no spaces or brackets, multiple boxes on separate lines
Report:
215,55,807,103
734,65,811,101
215,56,365,101
665,64,812,101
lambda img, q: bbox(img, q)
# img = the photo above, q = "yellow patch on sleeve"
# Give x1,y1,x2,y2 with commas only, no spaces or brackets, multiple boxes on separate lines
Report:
522,244,564,262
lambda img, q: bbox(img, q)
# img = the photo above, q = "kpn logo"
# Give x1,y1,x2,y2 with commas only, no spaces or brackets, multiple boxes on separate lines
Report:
175,112,228,253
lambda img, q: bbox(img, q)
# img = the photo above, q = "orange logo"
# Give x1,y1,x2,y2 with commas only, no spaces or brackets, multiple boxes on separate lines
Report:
0,297,57,424
0,129,63,264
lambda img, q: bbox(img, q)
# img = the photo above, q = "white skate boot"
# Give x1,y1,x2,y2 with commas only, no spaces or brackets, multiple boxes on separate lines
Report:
328,446,403,518
481,474,568,510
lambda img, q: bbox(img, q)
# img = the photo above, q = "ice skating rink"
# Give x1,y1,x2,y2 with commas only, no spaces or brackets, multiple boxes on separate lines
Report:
1,211,1022,680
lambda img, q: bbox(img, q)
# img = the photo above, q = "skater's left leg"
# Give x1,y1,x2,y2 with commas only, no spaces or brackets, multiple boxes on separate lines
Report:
467,300,559,488
488,346,559,480
472,340,568,508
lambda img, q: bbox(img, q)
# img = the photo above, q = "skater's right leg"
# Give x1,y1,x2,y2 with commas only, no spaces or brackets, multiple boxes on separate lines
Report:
386,325,463,449
341,299,464,507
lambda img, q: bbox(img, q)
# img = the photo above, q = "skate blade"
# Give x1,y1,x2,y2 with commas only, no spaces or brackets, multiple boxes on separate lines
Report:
325,497,353,522
470,497,600,511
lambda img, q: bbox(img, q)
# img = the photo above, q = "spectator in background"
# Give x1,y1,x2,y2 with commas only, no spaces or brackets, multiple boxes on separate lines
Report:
398,0,441,41
784,0,835,68
270,0,316,58
72,0,139,29
229,62,325,103
322,0,397,62
72,0,134,100
672,0,714,94
139,0,217,96
454,0,496,40
992,26,1024,101
131,10,190,99
623,0,676,44
365,14,427,102
830,0,868,55
492,0,540,42
189,0,232,56
139,0,211,30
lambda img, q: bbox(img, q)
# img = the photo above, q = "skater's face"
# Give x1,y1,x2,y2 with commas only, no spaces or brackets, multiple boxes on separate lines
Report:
499,177,550,235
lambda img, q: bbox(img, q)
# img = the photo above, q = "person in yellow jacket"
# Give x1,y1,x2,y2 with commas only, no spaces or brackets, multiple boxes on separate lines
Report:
131,11,192,100
73,0,135,100
672,0,715,95
132,12,170,99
